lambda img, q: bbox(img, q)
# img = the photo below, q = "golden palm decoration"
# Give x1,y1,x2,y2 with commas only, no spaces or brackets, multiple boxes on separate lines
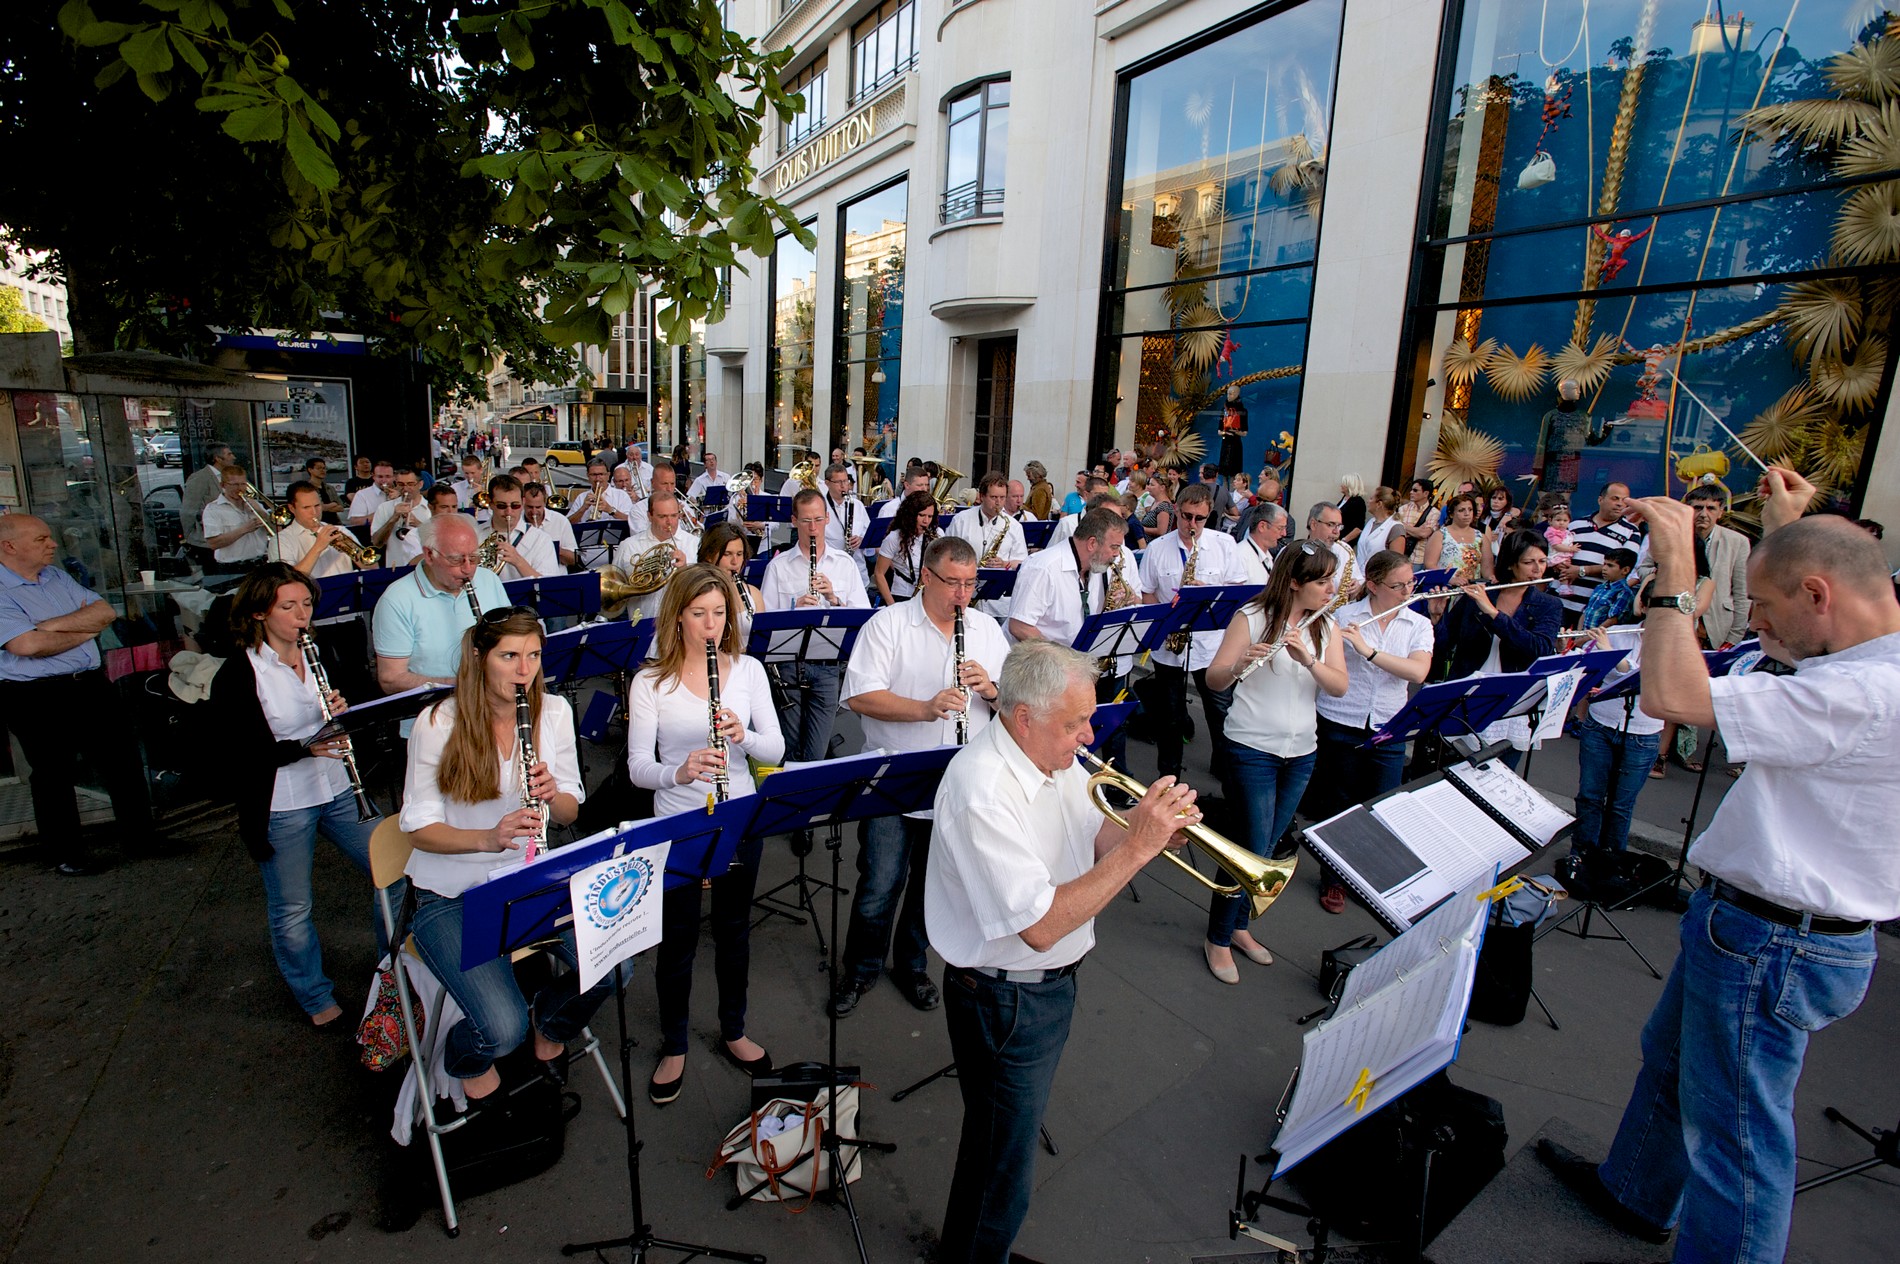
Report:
1269,134,1328,219
1807,417,1865,489
1172,365,1208,400
1549,334,1621,393
1810,335,1887,413
1834,100,1900,177
1739,386,1828,465
1774,278,1863,363
1441,336,1497,386
1485,342,1550,400
1177,306,1226,369
1428,419,1504,498
1832,180,1900,264
1153,401,1208,469
1166,281,1207,315
1734,98,1877,148
1825,35,1900,103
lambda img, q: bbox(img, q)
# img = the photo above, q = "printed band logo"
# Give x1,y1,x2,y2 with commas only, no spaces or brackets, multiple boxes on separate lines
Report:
583,855,655,931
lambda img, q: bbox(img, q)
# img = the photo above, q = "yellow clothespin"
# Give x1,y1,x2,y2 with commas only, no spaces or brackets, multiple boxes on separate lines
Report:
1345,1068,1374,1113
1475,876,1527,904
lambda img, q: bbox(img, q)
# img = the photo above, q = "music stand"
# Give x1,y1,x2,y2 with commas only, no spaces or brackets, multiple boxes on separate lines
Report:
574,519,630,569
1368,672,1543,772
461,809,766,1264
315,570,367,620
1149,582,1276,780
745,607,876,950
857,513,893,554
1411,566,1455,591
1021,519,1057,550
540,619,653,747
503,571,602,622
973,567,1019,604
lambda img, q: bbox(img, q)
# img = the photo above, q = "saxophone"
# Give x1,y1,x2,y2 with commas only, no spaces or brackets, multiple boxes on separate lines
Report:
1325,545,1357,616
953,606,970,746
705,638,730,809
1096,554,1137,678
1164,537,1201,654
978,513,1010,567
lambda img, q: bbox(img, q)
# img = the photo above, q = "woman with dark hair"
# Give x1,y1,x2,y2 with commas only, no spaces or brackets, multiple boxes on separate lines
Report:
1201,540,1349,981
1423,492,1486,617
698,522,763,635
669,443,693,483
627,565,785,1103
1434,529,1563,768
400,606,607,1109
1142,474,1177,539
1482,485,1515,534
210,562,384,1028
1479,493,1528,582
873,490,939,605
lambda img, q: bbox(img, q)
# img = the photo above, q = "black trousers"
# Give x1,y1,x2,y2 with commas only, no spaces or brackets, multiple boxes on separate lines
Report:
1150,662,1234,791
0,669,152,856
653,832,765,1057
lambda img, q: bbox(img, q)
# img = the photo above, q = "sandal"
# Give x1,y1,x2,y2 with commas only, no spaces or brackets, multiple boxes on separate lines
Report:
1648,760,1667,780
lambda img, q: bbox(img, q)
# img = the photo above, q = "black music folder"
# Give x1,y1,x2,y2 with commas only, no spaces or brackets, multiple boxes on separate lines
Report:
1302,759,1572,932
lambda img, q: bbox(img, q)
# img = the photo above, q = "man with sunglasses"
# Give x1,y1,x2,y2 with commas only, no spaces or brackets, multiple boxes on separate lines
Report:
1008,504,1135,765
478,474,558,582
373,513,510,697
1139,483,1245,787
833,537,1008,1018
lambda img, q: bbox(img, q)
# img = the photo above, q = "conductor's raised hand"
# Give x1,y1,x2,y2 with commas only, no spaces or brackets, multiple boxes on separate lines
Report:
1627,497,1695,570
1123,775,1201,860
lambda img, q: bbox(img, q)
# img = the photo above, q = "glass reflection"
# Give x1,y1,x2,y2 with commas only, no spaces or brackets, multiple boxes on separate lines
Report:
835,180,906,488
770,225,819,471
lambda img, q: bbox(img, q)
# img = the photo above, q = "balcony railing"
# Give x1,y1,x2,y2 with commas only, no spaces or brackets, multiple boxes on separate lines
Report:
940,181,1004,224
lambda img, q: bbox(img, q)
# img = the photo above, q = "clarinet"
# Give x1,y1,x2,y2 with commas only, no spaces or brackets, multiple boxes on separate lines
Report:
463,579,481,619
297,631,377,822
806,532,819,602
953,606,970,746
844,498,854,550
515,684,549,861
706,638,731,809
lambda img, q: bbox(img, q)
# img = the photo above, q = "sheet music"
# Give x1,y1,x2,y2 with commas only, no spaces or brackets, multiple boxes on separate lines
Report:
1447,759,1574,845
1371,783,1525,893
1303,807,1453,926
1336,876,1491,1012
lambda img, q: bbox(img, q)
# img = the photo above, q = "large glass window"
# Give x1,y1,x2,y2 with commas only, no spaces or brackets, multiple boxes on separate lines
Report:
1093,0,1345,477
769,223,819,470
1399,2,1894,519
833,180,907,486
851,1,918,103
943,80,1009,223
782,57,829,152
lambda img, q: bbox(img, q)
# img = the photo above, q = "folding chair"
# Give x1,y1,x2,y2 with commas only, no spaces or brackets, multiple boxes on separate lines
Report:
369,819,626,1237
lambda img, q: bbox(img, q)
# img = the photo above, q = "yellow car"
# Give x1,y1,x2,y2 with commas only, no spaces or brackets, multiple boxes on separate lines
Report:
544,441,590,466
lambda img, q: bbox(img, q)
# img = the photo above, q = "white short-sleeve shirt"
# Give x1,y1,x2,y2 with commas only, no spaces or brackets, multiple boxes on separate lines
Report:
480,522,561,581
248,643,353,810
1315,597,1436,729
761,542,870,611
1138,528,1243,670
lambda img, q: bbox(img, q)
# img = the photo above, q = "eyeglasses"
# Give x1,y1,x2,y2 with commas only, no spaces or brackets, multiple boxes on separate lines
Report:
925,567,978,591
1178,511,1209,523
433,551,481,566
479,604,539,625
1377,578,1417,592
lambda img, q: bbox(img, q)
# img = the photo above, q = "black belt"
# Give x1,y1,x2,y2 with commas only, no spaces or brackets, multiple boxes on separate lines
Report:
950,961,1082,985
0,667,99,685
1709,879,1872,936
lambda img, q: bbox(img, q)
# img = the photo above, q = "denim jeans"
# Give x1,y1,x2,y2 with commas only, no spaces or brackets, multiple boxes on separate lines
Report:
653,832,765,1057
938,966,1078,1264
772,661,842,765
408,887,615,1080
1208,743,1315,946
841,814,933,988
1573,713,1661,853
258,788,381,1016
1150,662,1233,789
1307,715,1407,822
1599,885,1877,1263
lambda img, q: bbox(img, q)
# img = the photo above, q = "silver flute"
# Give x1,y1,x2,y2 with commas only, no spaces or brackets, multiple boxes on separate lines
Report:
953,605,970,745
515,684,549,860
1230,608,1331,686
706,638,731,807
297,631,377,822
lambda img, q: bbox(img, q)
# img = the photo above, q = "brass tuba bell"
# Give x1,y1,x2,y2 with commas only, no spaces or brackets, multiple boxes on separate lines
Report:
930,463,965,512
1077,749,1296,918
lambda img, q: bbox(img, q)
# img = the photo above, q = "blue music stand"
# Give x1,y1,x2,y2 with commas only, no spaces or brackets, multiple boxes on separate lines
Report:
1413,566,1455,591
457,808,766,1264
1022,519,1056,550
858,513,893,554
1087,700,1136,754
742,555,769,588
1146,582,1259,764
314,570,366,619
1367,672,1544,761
703,484,730,507
975,567,1020,603
504,571,602,621
744,493,795,525
1072,601,1170,675
573,519,628,567
541,619,652,686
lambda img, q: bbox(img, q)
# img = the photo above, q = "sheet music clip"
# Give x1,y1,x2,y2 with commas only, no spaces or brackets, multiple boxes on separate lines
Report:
1345,1068,1375,1114
1476,874,1562,905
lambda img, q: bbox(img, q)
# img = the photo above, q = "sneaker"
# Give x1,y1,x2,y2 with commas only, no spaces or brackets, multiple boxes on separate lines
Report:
897,974,941,1011
1318,881,1347,914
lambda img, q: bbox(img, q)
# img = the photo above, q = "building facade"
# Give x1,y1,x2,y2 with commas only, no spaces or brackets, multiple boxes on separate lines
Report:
665,0,1897,552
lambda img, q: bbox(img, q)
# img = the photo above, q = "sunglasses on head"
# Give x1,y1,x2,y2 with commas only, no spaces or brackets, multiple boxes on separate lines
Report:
479,604,540,626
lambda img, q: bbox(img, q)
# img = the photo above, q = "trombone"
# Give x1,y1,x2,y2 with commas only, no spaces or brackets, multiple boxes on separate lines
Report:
1077,749,1296,918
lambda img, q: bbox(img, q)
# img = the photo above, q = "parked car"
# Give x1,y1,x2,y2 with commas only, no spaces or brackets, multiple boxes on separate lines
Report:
144,484,183,555
150,433,182,468
543,441,590,466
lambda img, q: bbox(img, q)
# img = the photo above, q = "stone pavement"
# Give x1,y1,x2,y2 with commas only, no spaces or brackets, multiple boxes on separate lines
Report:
2,719,1895,1264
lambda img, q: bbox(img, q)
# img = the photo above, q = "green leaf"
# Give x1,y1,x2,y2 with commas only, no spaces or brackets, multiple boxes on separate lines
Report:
135,70,173,102
93,60,130,88
196,87,272,109
120,25,176,75
167,27,209,75
600,282,630,318
223,102,285,142
303,95,340,141
73,19,137,47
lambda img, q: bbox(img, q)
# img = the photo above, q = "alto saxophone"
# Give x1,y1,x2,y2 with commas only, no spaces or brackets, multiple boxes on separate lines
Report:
979,513,1009,567
706,638,731,809
1164,538,1201,654
1096,554,1137,678
1325,545,1357,616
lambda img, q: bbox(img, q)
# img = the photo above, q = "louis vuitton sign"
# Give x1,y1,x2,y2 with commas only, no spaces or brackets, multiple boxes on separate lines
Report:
771,107,877,195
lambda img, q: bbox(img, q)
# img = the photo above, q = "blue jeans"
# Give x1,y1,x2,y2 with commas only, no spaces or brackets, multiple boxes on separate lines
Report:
258,788,381,1016
1599,885,1877,1263
1208,743,1315,946
1573,713,1661,853
654,832,765,1057
841,814,933,987
772,661,842,765
1308,715,1407,821
939,966,1078,1264
408,888,615,1080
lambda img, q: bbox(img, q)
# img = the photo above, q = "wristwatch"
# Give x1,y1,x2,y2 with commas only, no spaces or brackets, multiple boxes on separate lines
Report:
1649,590,1696,614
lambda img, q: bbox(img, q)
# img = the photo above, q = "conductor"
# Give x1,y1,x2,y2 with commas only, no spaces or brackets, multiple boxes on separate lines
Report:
924,639,1202,1264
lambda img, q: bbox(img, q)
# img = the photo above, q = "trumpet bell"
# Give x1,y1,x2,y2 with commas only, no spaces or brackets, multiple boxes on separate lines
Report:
1078,750,1296,918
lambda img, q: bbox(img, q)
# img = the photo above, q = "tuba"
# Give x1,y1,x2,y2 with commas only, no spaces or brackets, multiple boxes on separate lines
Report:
1078,749,1296,918
931,464,965,512
787,456,819,493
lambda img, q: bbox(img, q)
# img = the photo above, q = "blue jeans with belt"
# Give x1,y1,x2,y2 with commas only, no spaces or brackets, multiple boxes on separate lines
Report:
1598,885,1876,1263
1208,743,1315,946
258,787,382,1016
407,888,616,1080
1572,713,1660,853
938,966,1078,1264
841,814,934,988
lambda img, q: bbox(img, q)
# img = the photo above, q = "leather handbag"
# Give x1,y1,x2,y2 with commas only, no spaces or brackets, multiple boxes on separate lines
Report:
1318,933,1380,1002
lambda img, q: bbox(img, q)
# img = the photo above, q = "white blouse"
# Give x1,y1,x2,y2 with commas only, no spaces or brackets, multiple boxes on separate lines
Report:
876,530,928,599
399,693,584,898
249,643,352,811
1224,606,1327,759
626,654,786,818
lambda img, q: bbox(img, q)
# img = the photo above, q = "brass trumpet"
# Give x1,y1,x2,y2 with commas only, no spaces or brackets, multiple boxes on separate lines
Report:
1077,749,1296,918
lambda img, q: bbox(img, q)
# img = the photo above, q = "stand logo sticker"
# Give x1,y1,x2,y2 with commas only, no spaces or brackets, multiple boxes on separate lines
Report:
582,854,655,931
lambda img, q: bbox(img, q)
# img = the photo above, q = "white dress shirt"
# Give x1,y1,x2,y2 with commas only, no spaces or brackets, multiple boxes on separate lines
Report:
1008,539,1107,650
1225,606,1326,758
399,692,583,898
626,655,785,818
371,497,431,543
480,521,560,581
568,485,634,524
924,719,1100,971
249,643,352,810
822,493,869,554
1315,597,1435,729
686,471,723,503
1692,629,1900,922
947,508,1028,568
267,521,356,578
530,509,577,560
1584,631,1662,736
1138,528,1243,670
349,485,393,524
385,511,431,569
203,497,268,564
761,542,870,611
843,600,1009,817
612,527,700,622
1237,537,1275,587
875,530,929,601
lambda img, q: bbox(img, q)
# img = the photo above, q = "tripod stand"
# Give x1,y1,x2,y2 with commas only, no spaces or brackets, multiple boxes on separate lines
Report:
1796,1106,1900,1196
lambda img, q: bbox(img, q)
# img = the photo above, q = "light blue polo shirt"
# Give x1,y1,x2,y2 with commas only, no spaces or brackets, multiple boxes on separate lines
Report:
372,565,510,682
0,563,104,682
